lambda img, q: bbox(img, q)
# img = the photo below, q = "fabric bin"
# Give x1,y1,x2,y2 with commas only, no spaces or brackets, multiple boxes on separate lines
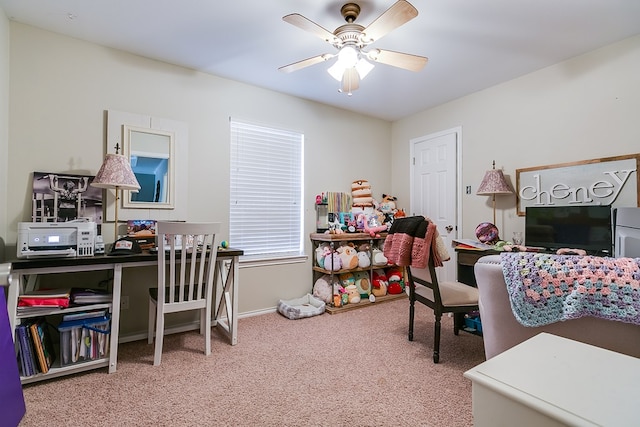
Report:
58,315,111,366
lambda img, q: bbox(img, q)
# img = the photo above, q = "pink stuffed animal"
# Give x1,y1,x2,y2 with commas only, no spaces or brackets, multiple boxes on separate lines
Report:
357,213,387,238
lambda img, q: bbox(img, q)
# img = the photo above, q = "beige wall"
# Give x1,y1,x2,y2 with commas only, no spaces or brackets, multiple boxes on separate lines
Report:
391,34,640,242
6,23,392,335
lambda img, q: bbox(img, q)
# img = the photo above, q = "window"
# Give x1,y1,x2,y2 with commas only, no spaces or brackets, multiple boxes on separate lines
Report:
230,119,304,261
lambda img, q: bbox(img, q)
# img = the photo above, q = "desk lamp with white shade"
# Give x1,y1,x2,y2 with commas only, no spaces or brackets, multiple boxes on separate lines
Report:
91,144,140,243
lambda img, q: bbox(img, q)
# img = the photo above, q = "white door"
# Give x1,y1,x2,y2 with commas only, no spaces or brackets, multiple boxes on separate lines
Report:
410,128,460,282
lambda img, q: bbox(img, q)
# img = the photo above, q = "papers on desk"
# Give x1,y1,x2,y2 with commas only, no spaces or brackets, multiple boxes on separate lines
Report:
453,238,495,250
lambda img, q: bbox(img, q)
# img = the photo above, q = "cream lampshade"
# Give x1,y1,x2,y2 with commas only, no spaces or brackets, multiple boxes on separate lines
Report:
477,160,513,225
91,152,140,242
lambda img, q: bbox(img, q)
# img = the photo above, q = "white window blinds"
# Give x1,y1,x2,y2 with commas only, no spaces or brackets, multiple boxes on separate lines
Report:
230,119,304,259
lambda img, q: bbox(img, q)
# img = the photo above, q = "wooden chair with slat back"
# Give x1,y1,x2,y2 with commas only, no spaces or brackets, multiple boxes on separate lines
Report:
147,221,220,366
407,255,480,363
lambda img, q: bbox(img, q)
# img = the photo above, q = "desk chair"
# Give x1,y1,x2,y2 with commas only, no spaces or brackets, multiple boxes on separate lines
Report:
407,256,479,363
148,221,220,366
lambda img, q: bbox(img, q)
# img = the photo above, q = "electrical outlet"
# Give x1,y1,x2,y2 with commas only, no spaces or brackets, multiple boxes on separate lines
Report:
121,296,129,310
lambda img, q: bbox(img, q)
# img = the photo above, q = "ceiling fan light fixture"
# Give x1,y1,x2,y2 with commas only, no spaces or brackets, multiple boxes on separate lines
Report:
337,45,358,68
339,67,360,96
356,58,374,79
327,61,345,81
282,1,425,94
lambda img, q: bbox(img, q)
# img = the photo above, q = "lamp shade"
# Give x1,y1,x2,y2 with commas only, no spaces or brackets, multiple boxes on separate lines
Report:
91,153,140,191
476,169,512,195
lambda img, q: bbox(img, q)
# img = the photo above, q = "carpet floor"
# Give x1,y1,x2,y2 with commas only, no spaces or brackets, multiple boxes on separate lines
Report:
20,298,486,426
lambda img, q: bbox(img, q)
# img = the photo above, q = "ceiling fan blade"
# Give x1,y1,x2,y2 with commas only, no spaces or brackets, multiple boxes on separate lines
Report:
361,0,418,44
283,13,339,44
278,54,335,73
366,49,428,72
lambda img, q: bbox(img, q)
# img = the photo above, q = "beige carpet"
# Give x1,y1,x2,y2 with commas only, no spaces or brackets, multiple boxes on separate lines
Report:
20,298,486,426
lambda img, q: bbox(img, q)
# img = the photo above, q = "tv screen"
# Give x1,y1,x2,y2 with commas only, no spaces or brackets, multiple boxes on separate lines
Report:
525,205,612,255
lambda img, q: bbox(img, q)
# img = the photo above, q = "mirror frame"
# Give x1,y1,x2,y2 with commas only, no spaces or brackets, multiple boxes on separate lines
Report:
123,125,175,209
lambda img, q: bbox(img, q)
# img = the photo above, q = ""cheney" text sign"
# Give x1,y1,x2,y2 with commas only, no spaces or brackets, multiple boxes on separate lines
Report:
516,154,639,216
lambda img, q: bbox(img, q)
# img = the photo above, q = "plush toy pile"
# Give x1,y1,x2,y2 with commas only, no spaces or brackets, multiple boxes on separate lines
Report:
312,179,411,308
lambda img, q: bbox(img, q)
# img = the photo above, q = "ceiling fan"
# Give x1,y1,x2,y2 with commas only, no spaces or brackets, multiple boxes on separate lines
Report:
279,0,428,95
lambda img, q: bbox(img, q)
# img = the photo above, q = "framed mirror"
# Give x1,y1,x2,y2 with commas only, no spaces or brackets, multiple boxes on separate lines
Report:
123,125,175,209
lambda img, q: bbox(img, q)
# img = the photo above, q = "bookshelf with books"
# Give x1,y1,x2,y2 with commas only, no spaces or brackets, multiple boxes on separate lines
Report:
13,278,114,384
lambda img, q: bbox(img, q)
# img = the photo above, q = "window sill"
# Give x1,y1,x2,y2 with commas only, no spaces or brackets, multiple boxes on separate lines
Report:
239,254,308,269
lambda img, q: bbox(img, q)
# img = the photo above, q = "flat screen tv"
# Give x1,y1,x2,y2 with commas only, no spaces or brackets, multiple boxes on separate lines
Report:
525,205,612,255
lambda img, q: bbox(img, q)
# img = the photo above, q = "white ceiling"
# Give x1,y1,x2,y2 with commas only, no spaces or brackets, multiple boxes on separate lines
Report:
2,0,639,121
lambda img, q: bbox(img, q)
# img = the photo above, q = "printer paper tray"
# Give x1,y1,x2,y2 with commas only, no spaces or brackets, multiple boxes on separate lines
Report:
22,248,77,258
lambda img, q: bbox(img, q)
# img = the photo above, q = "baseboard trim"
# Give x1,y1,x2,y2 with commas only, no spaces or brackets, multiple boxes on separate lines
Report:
119,307,278,344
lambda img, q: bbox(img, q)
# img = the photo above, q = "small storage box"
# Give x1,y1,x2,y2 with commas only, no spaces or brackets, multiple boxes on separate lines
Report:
58,315,111,366
464,315,482,333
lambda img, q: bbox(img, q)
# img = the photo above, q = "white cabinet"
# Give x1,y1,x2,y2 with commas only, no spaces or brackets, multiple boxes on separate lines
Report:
464,333,640,426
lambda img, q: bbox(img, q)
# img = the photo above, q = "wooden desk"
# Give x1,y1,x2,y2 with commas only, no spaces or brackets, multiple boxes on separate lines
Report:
455,247,499,286
7,248,242,383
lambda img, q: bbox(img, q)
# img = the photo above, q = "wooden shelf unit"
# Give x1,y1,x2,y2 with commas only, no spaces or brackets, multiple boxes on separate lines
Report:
311,232,406,314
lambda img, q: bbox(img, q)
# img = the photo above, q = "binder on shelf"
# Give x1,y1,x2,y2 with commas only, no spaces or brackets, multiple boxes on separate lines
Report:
18,288,71,309
15,325,33,377
16,324,38,377
29,319,56,374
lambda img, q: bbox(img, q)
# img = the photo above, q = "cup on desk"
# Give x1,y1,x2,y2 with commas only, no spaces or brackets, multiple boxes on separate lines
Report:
512,232,523,245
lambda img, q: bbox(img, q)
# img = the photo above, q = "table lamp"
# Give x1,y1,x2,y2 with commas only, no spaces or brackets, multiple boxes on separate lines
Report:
477,160,513,225
91,145,140,242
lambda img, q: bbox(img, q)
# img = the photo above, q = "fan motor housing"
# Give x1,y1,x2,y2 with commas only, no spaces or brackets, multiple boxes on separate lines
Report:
334,23,366,47
341,3,361,23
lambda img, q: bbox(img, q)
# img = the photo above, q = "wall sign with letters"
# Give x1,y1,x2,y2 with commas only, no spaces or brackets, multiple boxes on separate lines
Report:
516,154,640,216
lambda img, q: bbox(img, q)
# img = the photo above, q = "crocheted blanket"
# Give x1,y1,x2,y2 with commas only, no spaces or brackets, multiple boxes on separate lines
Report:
501,252,640,327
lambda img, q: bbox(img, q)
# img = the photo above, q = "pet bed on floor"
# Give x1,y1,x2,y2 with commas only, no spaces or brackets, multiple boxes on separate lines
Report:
277,293,325,320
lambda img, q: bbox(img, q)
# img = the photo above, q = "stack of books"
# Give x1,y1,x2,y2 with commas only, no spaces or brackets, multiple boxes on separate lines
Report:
15,318,56,377
71,288,111,304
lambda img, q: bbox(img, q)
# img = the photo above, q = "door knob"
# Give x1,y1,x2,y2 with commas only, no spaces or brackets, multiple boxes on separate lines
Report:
445,225,453,233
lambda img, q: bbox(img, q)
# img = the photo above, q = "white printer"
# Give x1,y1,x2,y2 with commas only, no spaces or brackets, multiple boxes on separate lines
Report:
17,221,97,258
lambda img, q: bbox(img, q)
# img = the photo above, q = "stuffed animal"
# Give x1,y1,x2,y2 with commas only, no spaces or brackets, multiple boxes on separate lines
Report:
324,251,342,272
357,251,371,269
394,209,407,219
315,244,331,268
386,266,405,294
352,271,371,297
326,216,345,234
380,194,397,214
339,272,355,289
337,244,358,270
313,274,339,303
345,284,361,304
371,269,388,297
352,179,373,207
357,213,388,238
371,247,388,266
